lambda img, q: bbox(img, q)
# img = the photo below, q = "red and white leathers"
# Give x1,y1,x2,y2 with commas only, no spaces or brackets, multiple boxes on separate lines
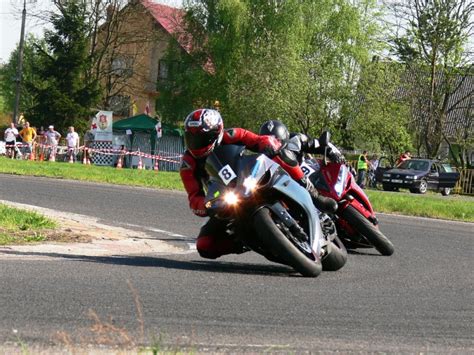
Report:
180,127,305,259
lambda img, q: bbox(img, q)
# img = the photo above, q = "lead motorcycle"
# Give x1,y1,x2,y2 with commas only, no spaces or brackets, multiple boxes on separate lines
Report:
298,133,394,256
204,144,347,277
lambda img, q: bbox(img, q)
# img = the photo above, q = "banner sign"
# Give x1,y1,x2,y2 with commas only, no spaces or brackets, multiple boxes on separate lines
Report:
91,111,113,141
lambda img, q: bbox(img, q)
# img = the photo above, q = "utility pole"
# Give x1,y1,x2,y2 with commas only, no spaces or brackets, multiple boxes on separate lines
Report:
12,0,28,125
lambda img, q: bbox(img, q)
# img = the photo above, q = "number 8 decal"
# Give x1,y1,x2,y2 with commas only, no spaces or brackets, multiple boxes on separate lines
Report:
218,164,237,185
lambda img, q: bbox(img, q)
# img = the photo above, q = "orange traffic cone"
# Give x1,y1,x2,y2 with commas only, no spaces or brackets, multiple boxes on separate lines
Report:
154,159,159,172
39,150,44,161
137,155,143,170
29,148,35,161
116,156,123,169
83,148,88,164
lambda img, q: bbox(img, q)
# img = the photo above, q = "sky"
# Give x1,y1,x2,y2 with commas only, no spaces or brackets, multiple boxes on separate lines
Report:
0,0,183,64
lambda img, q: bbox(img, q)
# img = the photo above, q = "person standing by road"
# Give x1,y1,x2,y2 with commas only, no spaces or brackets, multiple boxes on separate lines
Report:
368,154,379,188
65,126,80,162
19,121,37,160
4,122,20,158
357,150,369,188
396,150,411,166
44,125,61,161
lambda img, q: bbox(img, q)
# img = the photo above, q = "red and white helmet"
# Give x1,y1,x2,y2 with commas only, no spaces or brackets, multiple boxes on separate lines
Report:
184,109,224,158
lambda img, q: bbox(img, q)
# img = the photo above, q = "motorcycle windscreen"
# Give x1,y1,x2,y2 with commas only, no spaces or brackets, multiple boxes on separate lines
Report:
205,145,246,186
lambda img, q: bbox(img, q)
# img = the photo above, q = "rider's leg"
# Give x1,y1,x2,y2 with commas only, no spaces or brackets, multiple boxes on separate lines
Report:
196,217,247,259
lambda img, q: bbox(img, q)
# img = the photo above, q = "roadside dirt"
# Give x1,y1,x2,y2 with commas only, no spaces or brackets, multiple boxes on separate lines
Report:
0,200,184,259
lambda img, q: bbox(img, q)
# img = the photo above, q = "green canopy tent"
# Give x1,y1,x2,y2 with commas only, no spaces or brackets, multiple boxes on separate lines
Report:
113,114,183,169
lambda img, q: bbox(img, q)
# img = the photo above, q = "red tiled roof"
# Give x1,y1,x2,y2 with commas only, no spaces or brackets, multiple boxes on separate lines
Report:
141,0,214,74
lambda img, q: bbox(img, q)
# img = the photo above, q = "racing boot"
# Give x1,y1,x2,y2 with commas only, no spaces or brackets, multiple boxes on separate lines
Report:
301,177,338,213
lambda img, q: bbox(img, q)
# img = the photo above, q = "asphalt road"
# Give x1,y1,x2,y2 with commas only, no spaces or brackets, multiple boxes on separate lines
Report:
0,174,472,353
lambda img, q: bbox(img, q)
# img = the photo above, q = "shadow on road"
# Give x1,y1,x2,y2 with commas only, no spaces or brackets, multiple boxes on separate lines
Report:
0,250,298,277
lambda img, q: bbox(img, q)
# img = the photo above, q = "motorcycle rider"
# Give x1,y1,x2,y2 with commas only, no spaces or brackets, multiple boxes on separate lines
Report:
181,109,283,259
259,120,343,212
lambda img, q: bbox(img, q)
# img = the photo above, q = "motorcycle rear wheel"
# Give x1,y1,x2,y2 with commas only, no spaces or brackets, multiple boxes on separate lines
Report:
322,237,347,271
341,205,394,256
254,207,322,277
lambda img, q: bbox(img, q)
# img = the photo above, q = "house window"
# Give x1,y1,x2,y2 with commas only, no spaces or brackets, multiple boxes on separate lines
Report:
109,95,131,116
111,56,133,77
158,60,169,80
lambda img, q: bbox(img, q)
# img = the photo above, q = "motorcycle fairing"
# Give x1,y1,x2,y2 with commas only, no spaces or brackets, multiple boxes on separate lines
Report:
270,173,323,258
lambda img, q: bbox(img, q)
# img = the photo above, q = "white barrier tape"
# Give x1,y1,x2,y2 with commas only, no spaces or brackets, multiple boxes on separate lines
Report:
4,142,182,164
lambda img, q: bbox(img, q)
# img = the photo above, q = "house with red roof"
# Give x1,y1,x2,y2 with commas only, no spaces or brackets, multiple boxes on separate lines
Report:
98,0,205,118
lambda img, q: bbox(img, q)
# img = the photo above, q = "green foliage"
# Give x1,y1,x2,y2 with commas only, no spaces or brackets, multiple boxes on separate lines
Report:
353,60,412,156
0,35,46,117
158,0,382,147
26,0,100,133
389,0,473,159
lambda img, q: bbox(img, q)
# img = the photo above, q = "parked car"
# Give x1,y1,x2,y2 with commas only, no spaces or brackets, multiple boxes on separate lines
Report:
379,158,459,195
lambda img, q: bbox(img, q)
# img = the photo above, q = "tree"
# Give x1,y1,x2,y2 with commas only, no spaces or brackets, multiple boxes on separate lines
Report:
27,0,100,133
0,35,46,118
353,60,412,160
158,0,382,147
387,0,474,161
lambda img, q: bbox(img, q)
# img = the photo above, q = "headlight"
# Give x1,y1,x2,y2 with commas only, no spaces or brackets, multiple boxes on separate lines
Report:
405,176,414,179
223,191,239,206
334,165,348,197
413,176,418,180
243,177,258,192
383,173,391,177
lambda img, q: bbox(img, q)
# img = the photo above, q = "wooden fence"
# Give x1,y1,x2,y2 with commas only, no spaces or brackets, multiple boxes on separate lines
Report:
454,169,474,196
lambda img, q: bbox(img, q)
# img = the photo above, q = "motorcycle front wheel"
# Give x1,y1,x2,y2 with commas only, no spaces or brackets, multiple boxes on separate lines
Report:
341,205,394,256
253,207,322,277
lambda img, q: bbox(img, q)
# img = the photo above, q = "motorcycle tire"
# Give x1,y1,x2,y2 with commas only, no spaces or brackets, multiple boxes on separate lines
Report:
341,205,394,256
253,207,323,277
322,236,347,271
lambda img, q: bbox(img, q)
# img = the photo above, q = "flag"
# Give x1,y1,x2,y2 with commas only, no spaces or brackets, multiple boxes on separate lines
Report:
155,121,162,138
131,101,138,116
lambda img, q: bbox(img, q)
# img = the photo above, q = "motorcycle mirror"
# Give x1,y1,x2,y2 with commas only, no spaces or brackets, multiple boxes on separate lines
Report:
319,131,330,146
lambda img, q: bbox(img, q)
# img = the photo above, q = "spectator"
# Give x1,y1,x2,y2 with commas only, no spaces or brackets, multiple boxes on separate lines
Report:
65,126,80,162
44,125,61,160
368,155,379,188
4,122,20,159
19,121,37,159
396,150,411,166
83,130,94,164
357,150,369,188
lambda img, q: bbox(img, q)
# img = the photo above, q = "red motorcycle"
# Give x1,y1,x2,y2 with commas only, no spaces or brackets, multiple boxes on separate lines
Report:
300,134,394,256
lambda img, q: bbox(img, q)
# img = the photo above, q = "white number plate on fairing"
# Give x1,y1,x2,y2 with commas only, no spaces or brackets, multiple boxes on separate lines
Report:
300,162,316,177
218,164,237,185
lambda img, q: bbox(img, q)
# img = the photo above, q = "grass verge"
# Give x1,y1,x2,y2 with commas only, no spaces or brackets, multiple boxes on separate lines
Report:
0,203,57,245
366,190,474,222
0,157,183,190
1,157,473,222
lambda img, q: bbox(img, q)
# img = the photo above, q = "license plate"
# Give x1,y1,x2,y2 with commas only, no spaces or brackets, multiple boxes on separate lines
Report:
391,179,402,183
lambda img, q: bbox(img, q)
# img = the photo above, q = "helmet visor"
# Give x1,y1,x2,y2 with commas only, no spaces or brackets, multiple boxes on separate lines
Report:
185,129,219,151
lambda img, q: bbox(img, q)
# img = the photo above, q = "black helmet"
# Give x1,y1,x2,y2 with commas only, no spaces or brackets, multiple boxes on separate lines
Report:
259,120,289,142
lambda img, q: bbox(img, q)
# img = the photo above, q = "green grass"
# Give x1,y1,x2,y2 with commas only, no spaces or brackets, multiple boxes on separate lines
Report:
1,157,473,222
0,203,57,245
366,190,474,222
0,157,183,190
